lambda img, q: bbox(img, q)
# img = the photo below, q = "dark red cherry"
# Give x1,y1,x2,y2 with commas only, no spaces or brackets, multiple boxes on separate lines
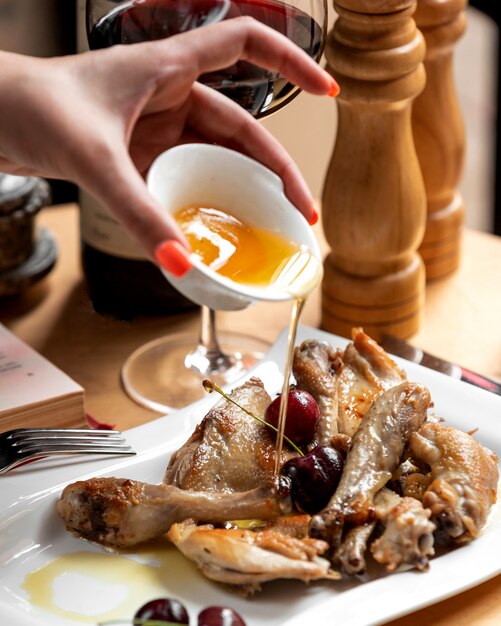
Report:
265,389,320,445
281,445,344,514
134,598,189,624
198,606,246,626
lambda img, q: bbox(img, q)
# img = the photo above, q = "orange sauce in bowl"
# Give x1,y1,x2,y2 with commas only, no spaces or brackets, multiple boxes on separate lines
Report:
174,205,303,287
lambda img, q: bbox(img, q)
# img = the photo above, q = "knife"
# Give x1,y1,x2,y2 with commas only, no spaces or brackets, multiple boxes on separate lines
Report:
380,334,501,396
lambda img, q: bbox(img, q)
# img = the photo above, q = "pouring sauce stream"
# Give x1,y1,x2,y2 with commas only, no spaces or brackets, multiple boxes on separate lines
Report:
175,204,323,473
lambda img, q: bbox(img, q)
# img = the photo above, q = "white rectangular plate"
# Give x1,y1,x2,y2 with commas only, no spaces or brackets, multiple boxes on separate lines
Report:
1,326,500,626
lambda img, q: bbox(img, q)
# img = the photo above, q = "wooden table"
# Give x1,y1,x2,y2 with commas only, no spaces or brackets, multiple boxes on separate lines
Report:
1,202,501,625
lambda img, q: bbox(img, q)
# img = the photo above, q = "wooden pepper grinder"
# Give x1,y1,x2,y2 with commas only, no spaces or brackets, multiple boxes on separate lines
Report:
322,0,427,341
412,0,467,280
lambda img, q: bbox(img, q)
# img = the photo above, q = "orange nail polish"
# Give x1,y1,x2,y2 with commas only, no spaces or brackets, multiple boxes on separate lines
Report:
309,207,319,226
155,240,192,278
329,80,340,98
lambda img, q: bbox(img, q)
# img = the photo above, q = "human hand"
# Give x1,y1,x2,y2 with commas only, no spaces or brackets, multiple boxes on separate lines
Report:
0,18,338,271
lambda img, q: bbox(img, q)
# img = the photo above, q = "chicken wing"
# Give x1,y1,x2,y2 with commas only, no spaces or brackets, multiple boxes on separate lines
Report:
292,339,343,444
310,382,431,545
168,519,339,594
335,522,376,575
370,488,435,572
409,423,499,543
293,330,406,443
335,488,434,575
338,329,407,437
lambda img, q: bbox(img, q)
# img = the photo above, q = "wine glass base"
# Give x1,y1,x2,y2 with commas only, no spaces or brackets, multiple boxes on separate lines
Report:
121,332,270,413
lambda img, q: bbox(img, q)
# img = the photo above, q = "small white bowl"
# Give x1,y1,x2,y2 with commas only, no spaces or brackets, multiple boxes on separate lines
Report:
147,144,322,311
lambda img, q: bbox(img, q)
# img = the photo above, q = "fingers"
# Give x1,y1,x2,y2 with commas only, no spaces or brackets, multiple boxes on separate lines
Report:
185,82,317,222
140,17,338,115
187,18,336,94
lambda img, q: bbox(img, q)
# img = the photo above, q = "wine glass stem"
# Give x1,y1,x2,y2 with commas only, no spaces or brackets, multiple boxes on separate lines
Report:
199,306,222,355
185,306,236,376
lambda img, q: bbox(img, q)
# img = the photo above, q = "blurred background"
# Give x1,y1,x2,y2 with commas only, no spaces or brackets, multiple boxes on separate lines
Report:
0,0,498,232
0,0,77,205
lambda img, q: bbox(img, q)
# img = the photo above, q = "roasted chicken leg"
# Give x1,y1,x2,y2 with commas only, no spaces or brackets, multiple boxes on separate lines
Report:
311,382,431,545
57,476,291,548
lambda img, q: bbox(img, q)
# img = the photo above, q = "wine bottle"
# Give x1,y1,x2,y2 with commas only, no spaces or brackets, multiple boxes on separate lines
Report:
79,192,196,318
76,0,196,319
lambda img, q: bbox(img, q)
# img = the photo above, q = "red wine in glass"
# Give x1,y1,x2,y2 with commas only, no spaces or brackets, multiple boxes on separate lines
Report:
88,0,323,118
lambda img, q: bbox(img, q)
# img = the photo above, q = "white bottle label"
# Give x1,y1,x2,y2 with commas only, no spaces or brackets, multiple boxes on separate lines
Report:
80,192,147,260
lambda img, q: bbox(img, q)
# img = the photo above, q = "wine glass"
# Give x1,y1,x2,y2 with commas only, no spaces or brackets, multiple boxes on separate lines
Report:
86,0,327,412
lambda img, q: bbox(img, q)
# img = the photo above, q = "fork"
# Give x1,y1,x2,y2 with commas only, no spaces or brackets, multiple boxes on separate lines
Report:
0,428,136,475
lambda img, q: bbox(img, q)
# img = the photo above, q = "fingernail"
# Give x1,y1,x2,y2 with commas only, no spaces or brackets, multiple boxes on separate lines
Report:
328,78,340,97
155,240,192,278
309,207,319,226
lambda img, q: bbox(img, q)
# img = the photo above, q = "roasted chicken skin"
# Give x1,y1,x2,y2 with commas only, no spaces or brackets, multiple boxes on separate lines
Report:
164,377,291,491
311,382,431,545
293,330,406,441
292,339,343,444
337,329,407,437
410,423,499,543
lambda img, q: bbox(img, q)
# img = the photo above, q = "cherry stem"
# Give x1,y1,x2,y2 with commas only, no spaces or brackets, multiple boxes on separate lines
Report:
203,380,304,456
